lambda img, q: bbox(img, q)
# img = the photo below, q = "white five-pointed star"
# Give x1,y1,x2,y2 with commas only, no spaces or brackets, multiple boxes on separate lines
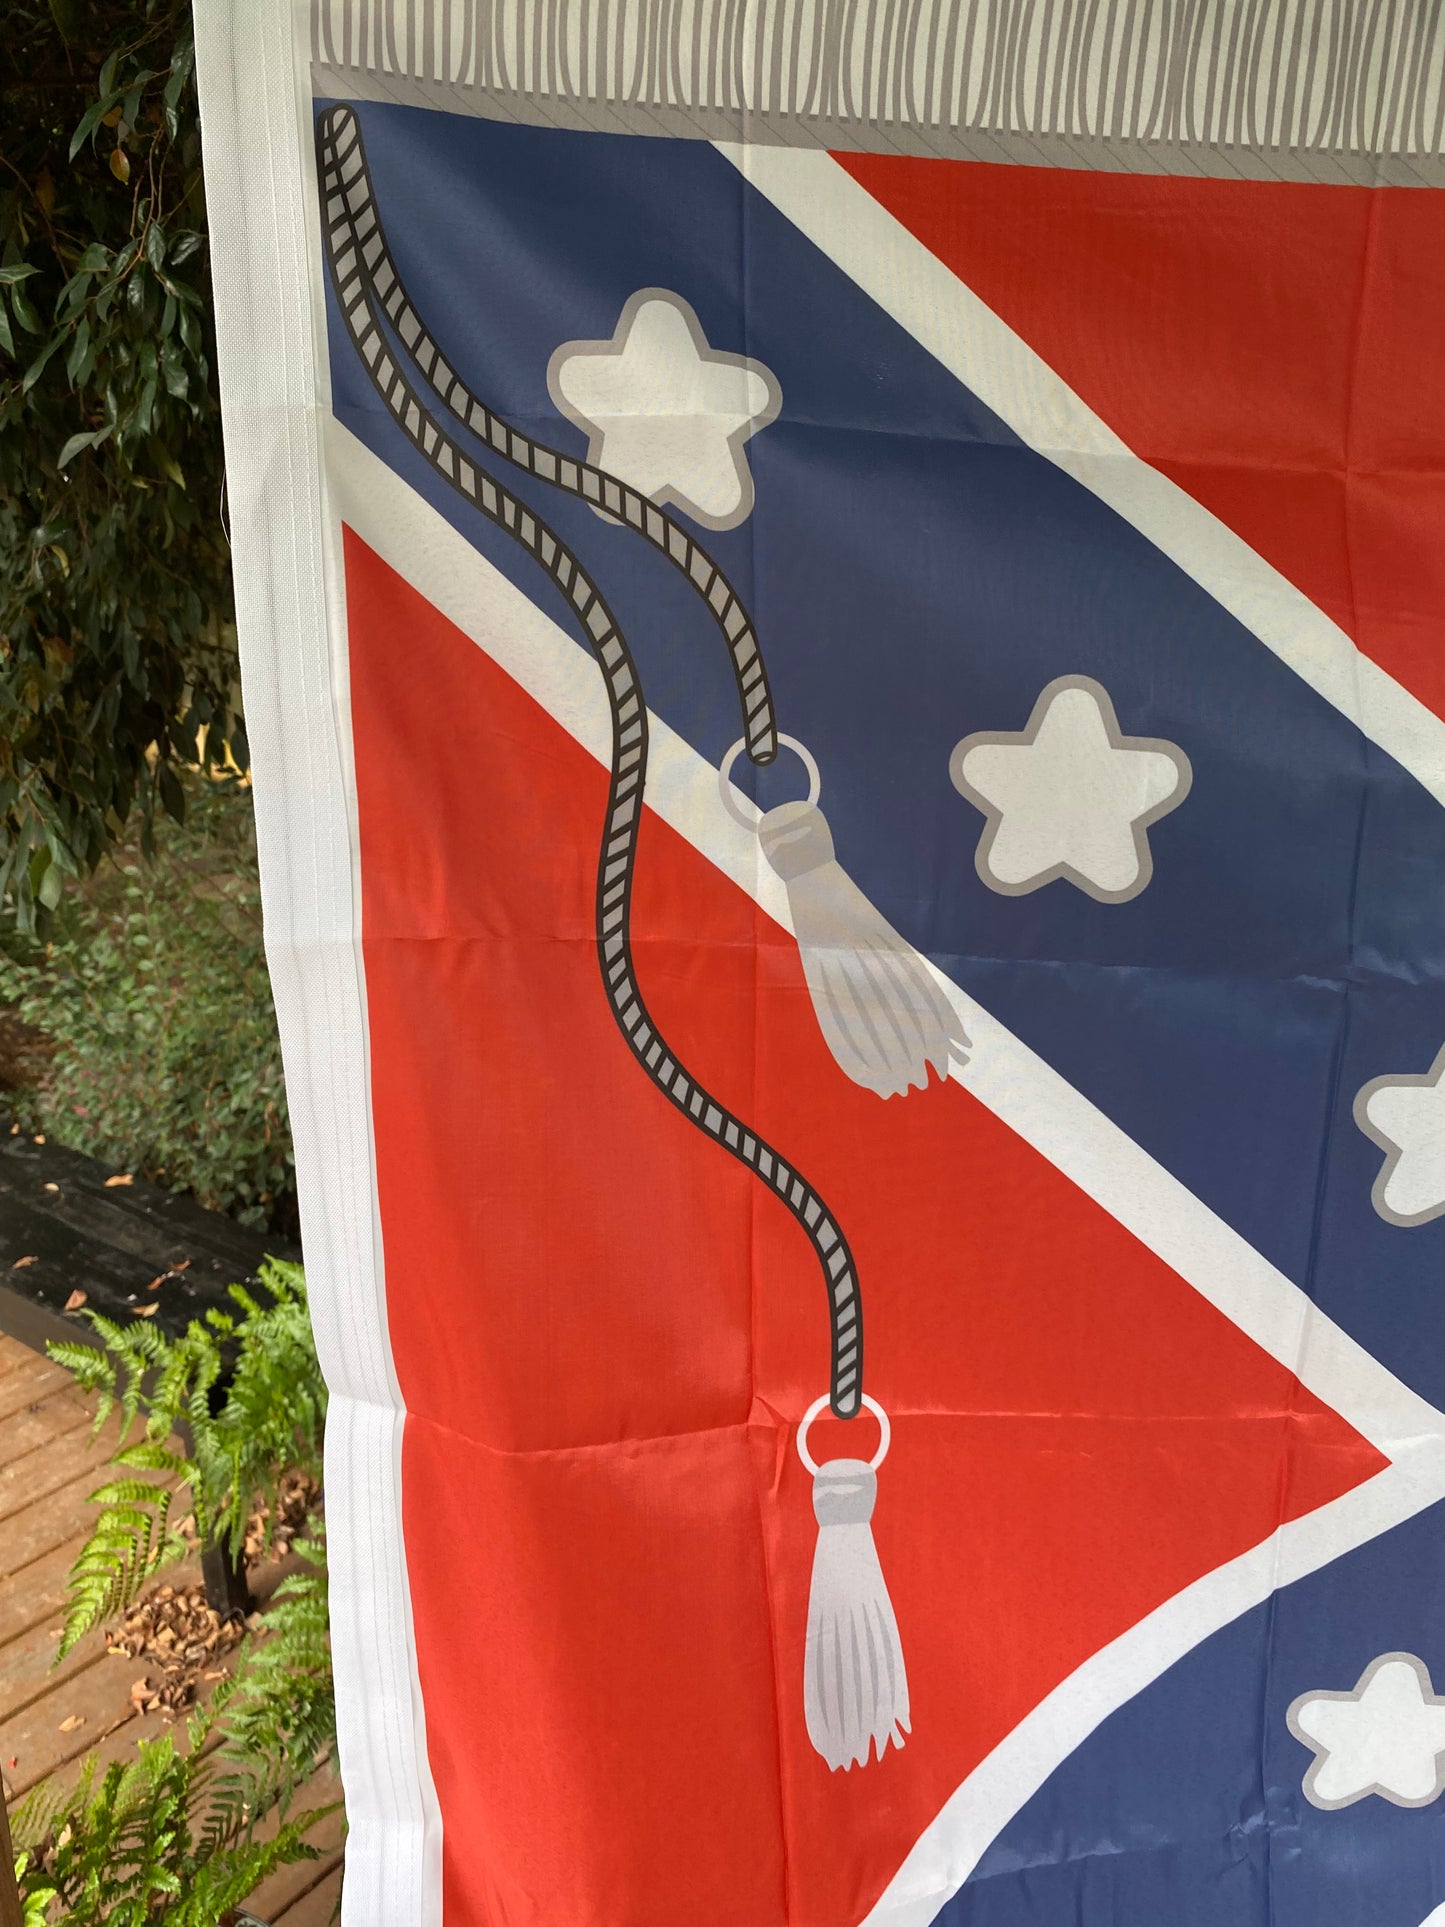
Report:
949,675,1191,902
1289,1654,1445,1809
1355,1044,1445,1227
547,289,781,530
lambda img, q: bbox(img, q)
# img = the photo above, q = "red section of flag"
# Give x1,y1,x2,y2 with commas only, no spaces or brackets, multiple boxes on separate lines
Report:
835,155,1445,726
346,528,1384,1927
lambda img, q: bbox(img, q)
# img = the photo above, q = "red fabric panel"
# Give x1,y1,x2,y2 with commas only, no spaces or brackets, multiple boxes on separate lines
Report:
836,156,1445,722
346,529,1384,1927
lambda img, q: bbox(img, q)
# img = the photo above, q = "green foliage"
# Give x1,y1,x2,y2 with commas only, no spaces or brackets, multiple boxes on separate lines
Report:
13,1855,58,1927
14,1696,332,1927
1,2,238,933
216,1530,337,1818
22,1271,341,1922
0,773,294,1228
50,1258,326,1654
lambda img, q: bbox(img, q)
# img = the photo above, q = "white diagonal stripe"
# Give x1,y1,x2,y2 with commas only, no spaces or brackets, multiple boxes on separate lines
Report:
716,143,1445,815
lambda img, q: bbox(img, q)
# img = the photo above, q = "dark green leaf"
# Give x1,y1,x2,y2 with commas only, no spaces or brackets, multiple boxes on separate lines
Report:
68,101,107,162
10,283,43,334
57,430,100,469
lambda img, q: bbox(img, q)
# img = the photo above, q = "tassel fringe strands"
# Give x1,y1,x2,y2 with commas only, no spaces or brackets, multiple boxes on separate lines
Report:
312,0,1445,187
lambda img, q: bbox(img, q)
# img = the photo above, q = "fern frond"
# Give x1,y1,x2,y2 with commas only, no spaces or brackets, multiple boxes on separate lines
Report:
59,1484,180,1654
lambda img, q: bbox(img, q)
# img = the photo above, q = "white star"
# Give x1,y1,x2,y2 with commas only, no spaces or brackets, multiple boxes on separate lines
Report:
546,289,781,530
949,675,1191,902
1421,1909,1445,1926
1289,1654,1445,1809
1355,1045,1445,1227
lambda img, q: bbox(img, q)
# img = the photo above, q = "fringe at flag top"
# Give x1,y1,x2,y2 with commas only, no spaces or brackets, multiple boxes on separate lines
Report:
195,1,1445,1922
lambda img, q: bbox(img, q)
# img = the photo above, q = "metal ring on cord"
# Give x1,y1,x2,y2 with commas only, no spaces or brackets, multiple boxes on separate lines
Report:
718,732,821,829
797,1393,891,1475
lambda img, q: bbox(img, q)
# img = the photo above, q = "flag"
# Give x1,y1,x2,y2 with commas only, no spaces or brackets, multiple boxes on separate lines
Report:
194,5,1445,1923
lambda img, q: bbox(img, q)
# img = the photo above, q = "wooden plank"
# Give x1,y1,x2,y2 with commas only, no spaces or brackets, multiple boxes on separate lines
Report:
0,1352,84,1427
0,1466,154,1584
0,1648,139,1796
9,1696,215,1831
0,1534,89,1651
0,1131,298,1342
244,1774,345,1924
0,1286,102,1367
271,1858,343,1925
0,1621,105,1728
0,1388,95,1467
0,1548,203,1725
0,1409,121,1524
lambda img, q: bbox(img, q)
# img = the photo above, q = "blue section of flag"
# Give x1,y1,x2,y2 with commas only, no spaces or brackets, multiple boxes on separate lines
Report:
931,1499,1445,1927
320,100,1445,1424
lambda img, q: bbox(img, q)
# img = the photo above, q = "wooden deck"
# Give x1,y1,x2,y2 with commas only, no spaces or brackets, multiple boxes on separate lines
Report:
0,1331,342,1923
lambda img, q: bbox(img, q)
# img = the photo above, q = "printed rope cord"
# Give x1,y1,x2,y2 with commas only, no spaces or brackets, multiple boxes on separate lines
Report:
316,103,864,1418
318,103,918,1769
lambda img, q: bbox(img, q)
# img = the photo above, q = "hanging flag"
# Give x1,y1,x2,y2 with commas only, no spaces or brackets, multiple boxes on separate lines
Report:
194,5,1445,1924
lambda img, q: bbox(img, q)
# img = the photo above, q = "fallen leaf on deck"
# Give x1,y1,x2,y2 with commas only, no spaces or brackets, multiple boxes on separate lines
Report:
133,1303,159,1319
147,1275,166,1290
104,1174,134,1188
63,1290,88,1312
57,1714,84,1733
111,1584,245,1715
10,1256,37,1269
33,1134,45,1144
43,1182,59,1194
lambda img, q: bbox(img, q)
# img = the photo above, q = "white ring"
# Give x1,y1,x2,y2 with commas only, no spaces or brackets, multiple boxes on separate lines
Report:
718,733,821,829
796,1393,890,1476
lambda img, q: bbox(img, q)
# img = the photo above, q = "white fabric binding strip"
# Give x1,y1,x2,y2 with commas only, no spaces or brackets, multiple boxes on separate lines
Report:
329,414,1445,1926
192,7,442,1926
719,142,1445,817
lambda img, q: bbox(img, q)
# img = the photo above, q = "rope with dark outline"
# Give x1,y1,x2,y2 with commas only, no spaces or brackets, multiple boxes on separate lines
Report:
317,103,864,1419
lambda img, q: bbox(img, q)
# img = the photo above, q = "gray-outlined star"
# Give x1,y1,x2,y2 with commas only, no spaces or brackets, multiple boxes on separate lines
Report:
1289,1654,1445,1809
950,675,1191,903
1355,1044,1445,1228
547,289,781,530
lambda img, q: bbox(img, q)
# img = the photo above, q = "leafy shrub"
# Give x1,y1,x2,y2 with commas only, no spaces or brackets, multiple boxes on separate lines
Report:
15,1693,331,1927
219,1531,336,1812
1,4,240,934
50,1258,326,1654
16,1263,340,1923
0,774,294,1230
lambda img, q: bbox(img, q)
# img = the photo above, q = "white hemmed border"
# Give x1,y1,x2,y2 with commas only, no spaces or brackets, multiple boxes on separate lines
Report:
332,417,1445,1927
193,7,443,1926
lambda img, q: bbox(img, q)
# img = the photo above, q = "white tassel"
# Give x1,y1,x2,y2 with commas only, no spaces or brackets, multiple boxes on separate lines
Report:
803,1455,910,1771
758,799,968,1098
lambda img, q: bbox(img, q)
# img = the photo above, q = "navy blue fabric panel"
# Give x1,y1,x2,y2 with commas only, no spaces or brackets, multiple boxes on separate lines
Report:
931,1501,1445,1927
321,101,1445,1413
